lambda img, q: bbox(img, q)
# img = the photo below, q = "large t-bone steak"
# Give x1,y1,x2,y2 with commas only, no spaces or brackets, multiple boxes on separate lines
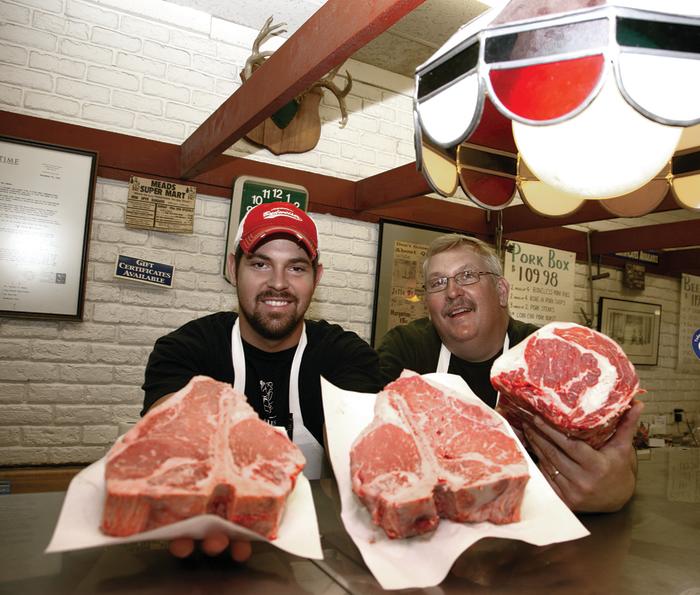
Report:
350,372,529,539
101,376,305,539
491,322,641,449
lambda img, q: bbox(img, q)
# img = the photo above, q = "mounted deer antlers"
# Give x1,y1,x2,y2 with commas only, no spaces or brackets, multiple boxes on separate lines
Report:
308,64,353,128
242,16,287,82
239,17,353,154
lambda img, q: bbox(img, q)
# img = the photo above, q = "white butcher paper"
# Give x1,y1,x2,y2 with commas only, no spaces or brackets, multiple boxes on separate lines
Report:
321,372,590,590
45,454,322,559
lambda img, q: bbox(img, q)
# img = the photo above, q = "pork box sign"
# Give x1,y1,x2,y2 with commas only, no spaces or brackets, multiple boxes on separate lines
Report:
114,255,173,288
125,176,196,233
678,273,700,372
223,176,309,282
504,240,576,325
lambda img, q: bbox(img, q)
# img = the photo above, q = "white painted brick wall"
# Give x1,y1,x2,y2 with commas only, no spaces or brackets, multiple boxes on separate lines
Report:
0,0,697,466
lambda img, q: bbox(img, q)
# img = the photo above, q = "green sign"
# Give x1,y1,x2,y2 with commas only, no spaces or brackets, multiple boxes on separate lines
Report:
224,176,309,282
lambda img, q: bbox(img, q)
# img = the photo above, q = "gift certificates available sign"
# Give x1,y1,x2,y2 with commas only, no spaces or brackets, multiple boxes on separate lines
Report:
114,255,174,288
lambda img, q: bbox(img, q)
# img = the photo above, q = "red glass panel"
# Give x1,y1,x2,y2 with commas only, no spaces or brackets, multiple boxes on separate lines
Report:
468,98,517,153
459,169,515,209
489,54,605,121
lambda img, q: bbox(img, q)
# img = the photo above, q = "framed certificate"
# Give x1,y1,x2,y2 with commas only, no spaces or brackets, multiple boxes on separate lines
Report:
0,136,98,320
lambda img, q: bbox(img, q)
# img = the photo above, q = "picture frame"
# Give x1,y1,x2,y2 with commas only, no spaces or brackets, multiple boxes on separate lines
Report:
371,220,449,348
598,297,662,365
0,136,98,320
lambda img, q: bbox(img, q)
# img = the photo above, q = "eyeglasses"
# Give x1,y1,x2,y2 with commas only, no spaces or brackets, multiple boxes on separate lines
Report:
425,270,497,293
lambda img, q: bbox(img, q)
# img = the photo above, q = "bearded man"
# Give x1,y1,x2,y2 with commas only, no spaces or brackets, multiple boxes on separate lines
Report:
141,202,381,561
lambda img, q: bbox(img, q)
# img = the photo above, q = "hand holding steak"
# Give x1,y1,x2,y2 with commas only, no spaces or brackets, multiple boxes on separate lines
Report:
350,372,529,539
491,322,642,449
101,376,305,540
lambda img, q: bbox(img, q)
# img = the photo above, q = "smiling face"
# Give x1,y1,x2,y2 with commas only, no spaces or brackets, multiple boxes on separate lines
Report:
229,237,322,351
424,244,510,362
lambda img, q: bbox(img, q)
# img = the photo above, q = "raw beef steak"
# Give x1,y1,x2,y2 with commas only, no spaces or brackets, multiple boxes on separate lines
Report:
101,376,305,539
350,372,529,539
491,322,641,449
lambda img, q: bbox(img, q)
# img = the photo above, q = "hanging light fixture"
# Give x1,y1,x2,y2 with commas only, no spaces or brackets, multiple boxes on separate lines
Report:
413,0,700,213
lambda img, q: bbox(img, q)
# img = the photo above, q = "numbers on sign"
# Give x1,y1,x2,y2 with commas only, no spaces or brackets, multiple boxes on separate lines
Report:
518,266,559,287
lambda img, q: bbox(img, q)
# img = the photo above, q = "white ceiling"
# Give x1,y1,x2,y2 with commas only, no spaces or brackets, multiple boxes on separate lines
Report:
163,0,496,78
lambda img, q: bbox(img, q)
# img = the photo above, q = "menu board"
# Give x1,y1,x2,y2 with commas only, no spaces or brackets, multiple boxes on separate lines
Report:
678,273,700,373
504,240,576,325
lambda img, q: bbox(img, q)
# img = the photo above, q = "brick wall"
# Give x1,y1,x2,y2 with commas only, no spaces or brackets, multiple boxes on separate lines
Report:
0,0,697,465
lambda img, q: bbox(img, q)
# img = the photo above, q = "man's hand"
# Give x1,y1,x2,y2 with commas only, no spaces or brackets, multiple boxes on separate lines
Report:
168,533,252,562
522,400,644,513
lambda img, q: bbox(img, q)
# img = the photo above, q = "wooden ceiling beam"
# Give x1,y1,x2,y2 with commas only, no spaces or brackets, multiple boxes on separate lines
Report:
355,162,431,210
501,191,680,233
661,248,700,273
364,195,490,237
179,0,427,180
590,220,700,255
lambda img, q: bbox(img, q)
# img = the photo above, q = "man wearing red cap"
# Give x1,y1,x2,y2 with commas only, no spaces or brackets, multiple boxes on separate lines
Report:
141,201,382,561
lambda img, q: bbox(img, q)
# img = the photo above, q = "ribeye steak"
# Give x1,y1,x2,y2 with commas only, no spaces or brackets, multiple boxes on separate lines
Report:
101,376,305,539
491,322,641,449
350,372,529,539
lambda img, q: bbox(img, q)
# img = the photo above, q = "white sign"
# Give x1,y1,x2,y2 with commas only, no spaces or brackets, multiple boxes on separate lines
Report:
678,273,700,373
504,241,576,325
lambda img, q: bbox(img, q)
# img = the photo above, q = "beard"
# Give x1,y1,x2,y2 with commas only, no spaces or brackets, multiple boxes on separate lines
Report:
240,291,303,341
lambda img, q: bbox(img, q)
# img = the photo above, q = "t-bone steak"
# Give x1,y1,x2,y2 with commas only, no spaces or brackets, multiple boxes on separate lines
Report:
101,376,305,539
491,322,641,449
350,371,529,539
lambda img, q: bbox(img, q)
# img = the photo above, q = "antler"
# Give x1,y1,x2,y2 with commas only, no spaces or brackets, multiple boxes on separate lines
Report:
309,64,353,128
242,16,287,81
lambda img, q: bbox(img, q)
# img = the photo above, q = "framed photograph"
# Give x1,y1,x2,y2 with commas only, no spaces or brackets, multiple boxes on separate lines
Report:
0,136,98,320
598,297,662,365
371,220,449,348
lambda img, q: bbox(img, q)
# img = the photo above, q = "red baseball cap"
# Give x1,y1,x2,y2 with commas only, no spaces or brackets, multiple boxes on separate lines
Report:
234,202,319,259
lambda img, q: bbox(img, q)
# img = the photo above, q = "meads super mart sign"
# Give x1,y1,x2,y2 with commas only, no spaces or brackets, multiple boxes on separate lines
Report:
114,255,174,288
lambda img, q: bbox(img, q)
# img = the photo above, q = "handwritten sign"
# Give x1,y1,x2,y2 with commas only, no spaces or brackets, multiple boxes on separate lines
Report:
126,176,196,233
678,273,700,372
388,240,428,328
114,255,173,288
504,240,576,325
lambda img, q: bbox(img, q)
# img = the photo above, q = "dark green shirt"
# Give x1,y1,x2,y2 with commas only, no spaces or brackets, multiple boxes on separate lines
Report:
377,317,539,408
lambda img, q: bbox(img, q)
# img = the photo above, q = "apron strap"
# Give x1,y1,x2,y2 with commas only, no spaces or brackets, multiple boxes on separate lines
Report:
231,319,325,479
436,332,510,406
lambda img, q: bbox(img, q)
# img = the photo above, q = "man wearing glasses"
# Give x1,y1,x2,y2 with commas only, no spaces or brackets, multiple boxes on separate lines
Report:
377,233,641,513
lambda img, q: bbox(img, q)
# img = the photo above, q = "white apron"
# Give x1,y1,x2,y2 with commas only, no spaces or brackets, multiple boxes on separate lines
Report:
231,318,325,479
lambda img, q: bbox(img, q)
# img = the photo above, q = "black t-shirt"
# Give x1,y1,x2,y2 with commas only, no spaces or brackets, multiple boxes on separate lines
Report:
141,312,383,446
243,339,295,438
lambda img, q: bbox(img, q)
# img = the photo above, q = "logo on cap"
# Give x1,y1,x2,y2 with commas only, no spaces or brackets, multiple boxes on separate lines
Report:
262,206,303,222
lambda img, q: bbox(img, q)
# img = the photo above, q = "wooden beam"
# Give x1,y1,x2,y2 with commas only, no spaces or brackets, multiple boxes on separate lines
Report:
661,248,700,273
179,0,427,179
501,191,680,233
590,220,700,255
365,195,490,237
0,111,355,210
504,226,588,258
355,162,431,210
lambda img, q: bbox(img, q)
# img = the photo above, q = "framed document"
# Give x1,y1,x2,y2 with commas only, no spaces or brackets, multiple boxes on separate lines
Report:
0,136,97,320
371,220,449,348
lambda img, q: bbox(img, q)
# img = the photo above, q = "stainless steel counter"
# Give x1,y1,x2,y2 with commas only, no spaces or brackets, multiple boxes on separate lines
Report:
0,448,698,595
